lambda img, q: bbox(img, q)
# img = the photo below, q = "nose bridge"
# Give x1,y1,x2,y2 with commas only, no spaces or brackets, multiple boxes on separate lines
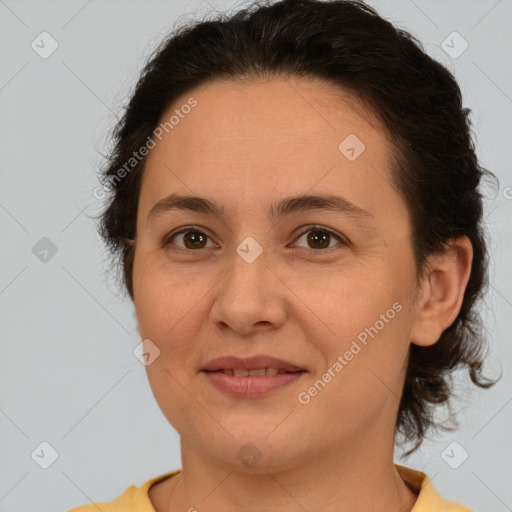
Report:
224,240,269,303
210,240,287,333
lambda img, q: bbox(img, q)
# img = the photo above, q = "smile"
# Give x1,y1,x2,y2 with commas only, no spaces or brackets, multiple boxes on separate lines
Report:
213,368,297,376
202,369,306,398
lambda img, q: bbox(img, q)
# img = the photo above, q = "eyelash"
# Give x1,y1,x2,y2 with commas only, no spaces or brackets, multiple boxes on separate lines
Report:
163,225,348,253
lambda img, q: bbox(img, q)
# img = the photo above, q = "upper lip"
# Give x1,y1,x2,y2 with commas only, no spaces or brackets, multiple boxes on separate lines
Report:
202,355,305,373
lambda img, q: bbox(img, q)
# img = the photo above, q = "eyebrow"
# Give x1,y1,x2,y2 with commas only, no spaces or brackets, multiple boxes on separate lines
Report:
146,193,375,225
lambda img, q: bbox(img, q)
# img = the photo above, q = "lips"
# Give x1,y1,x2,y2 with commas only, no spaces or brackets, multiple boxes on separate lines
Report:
202,355,306,398
202,355,305,374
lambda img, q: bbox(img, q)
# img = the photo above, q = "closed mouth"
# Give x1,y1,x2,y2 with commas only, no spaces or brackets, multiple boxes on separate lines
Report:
204,368,305,376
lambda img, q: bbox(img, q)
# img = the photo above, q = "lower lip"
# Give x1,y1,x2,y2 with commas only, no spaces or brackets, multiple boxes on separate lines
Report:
202,370,305,398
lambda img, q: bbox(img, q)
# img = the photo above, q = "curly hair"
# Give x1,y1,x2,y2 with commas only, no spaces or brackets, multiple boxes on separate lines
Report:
94,0,499,456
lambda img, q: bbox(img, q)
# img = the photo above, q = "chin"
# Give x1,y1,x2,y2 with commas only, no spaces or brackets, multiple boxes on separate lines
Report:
197,432,307,474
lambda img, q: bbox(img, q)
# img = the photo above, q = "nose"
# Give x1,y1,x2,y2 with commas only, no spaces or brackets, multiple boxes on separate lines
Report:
209,246,288,336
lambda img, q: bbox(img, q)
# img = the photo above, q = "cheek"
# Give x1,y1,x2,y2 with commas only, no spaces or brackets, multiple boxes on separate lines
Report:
133,266,212,418
292,264,410,411
133,253,206,339
299,318,409,442
133,269,209,430
285,258,402,338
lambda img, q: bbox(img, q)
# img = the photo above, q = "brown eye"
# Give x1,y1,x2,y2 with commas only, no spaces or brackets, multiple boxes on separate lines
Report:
182,231,207,249
164,228,216,250
293,226,345,250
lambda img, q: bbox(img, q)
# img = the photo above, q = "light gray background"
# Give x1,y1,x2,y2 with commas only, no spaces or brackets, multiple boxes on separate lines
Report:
1,0,511,511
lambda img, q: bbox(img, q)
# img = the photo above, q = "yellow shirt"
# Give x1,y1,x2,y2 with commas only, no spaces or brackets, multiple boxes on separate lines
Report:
67,464,472,511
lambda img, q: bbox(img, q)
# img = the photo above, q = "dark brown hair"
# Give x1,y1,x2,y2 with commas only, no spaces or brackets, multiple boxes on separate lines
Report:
94,0,499,455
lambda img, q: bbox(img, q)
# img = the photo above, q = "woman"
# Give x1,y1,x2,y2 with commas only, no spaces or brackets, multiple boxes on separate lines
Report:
70,0,498,510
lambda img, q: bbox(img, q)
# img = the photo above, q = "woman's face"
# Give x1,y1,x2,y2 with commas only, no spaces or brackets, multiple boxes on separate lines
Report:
133,77,422,470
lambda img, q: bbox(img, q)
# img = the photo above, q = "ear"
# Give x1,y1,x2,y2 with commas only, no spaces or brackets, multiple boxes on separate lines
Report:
410,236,473,347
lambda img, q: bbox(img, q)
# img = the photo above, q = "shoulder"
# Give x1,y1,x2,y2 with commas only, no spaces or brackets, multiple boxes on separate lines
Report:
395,464,473,512
66,470,182,512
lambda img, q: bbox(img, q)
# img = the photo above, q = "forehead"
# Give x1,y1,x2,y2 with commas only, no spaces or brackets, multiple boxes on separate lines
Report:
169,77,386,155
142,77,393,182
138,76,406,229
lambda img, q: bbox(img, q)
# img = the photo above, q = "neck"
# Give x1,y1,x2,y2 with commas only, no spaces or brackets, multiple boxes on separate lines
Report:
164,427,417,512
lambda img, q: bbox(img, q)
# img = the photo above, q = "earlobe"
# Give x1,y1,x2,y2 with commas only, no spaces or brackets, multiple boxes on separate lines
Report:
410,236,473,347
